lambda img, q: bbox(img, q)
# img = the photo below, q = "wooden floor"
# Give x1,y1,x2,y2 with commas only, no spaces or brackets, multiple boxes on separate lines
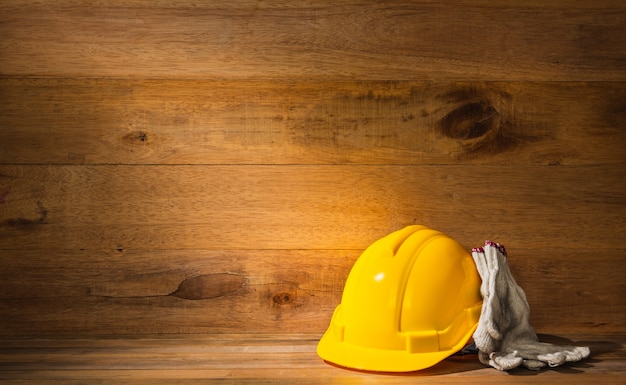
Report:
0,334,624,384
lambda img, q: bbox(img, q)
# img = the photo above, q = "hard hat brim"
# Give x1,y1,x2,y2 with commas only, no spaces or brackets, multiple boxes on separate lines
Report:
317,319,478,372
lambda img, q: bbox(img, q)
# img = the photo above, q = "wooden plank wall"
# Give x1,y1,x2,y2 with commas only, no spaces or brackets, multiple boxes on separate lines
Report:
0,0,625,336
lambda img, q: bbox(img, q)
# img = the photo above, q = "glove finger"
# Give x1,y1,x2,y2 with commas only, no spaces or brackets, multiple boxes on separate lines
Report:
484,244,502,317
521,359,547,370
511,341,590,367
538,345,590,365
484,243,500,280
484,244,505,340
471,248,490,294
473,319,499,352
489,243,536,343
471,247,501,351
565,346,591,362
489,351,523,371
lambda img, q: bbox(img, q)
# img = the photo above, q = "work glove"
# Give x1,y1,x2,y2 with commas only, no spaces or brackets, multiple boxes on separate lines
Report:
470,241,590,370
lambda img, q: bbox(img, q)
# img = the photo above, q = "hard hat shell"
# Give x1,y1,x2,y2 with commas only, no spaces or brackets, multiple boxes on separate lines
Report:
317,225,482,372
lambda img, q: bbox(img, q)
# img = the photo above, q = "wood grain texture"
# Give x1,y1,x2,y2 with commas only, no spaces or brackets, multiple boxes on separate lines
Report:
1,79,625,165
1,163,624,334
0,165,624,251
0,334,623,384
1,1,625,80
0,248,623,335
0,0,625,362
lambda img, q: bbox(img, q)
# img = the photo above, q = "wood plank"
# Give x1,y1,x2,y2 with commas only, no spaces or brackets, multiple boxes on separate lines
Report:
4,371,625,385
1,1,625,80
1,79,625,165
0,249,350,335
0,248,623,335
3,374,625,385
1,165,624,251
0,334,623,384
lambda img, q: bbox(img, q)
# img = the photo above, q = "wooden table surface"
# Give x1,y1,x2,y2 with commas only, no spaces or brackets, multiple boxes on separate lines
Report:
1,333,624,384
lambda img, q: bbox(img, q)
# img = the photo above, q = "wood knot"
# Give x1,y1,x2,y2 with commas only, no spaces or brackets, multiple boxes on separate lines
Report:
438,100,499,140
170,273,245,300
1,200,48,231
122,131,150,145
272,292,293,306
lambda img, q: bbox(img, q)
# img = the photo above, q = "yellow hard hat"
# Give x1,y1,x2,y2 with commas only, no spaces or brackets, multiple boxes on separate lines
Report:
317,225,482,372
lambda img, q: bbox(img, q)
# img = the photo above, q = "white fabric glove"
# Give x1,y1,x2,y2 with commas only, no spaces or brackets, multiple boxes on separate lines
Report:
471,241,590,370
